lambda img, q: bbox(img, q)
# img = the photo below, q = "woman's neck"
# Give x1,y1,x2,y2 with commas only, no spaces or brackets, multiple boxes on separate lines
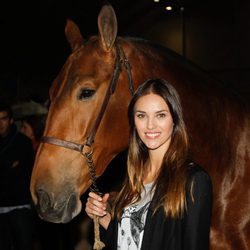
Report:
143,155,163,184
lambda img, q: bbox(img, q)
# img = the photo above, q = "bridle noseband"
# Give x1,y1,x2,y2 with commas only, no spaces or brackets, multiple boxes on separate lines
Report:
41,44,133,194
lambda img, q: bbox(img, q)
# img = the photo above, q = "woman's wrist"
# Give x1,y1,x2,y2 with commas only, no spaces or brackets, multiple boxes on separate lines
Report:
99,212,111,230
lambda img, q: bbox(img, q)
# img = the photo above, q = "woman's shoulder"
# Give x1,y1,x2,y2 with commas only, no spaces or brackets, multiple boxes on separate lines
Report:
184,162,213,216
186,162,212,190
187,162,210,177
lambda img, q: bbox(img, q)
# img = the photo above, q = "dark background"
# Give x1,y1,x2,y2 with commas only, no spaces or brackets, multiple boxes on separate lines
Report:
0,0,249,104
0,1,249,248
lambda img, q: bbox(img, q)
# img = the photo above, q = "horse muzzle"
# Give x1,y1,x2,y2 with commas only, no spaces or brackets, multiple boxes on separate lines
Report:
35,188,81,223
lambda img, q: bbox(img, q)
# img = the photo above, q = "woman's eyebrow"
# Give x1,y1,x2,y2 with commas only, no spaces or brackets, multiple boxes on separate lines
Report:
134,110,146,113
156,110,169,113
134,110,169,114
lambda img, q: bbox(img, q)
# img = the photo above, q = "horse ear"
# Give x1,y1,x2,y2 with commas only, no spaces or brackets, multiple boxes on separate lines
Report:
65,19,84,52
98,4,118,52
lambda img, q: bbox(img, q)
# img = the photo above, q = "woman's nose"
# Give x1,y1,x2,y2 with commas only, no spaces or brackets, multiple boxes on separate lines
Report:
146,117,156,129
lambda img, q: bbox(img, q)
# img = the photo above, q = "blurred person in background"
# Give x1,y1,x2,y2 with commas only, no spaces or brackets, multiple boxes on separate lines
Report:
0,102,35,250
20,114,46,152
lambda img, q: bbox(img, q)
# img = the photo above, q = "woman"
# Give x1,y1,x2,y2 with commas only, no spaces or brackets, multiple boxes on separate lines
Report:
85,79,212,250
20,114,46,151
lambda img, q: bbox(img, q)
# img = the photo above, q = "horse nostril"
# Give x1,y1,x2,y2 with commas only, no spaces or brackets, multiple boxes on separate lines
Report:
67,193,77,212
37,189,51,213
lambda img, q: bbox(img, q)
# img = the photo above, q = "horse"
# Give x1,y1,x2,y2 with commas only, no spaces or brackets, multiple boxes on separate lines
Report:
30,4,250,250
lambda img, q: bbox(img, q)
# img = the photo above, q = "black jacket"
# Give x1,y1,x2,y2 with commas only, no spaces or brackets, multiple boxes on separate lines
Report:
0,124,34,207
102,164,212,250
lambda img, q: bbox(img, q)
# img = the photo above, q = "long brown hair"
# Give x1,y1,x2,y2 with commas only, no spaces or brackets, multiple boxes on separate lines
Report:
113,79,191,219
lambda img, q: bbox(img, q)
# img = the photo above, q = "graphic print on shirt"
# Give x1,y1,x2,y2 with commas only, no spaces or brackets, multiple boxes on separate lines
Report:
118,201,150,249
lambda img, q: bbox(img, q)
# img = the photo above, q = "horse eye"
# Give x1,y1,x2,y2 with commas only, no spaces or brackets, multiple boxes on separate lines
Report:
78,88,96,100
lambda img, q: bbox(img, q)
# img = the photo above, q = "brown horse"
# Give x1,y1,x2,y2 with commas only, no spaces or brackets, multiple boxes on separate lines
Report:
30,4,250,250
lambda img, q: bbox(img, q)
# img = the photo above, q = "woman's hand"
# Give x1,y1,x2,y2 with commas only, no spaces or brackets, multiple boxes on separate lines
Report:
85,192,111,229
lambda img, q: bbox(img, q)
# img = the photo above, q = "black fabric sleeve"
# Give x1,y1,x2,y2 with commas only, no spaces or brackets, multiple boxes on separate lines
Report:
183,169,213,250
100,218,117,250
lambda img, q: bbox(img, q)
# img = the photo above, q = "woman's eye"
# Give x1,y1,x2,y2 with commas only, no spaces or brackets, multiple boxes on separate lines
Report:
157,113,166,118
136,113,145,119
78,88,96,100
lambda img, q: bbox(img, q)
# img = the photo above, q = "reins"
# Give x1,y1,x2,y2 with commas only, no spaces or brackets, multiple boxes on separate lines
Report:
41,44,133,250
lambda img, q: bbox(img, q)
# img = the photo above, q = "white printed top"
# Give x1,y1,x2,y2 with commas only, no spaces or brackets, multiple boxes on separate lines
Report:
117,183,154,250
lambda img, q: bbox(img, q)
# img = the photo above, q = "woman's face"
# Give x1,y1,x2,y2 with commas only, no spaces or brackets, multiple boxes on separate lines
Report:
134,93,174,154
20,121,34,140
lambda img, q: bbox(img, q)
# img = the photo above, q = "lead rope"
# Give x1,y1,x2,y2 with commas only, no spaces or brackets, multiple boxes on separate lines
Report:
83,150,105,250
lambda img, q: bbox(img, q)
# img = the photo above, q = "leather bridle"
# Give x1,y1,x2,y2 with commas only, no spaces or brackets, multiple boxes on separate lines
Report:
41,44,134,194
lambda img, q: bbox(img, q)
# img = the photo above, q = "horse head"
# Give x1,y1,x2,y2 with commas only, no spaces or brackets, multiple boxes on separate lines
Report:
30,5,135,223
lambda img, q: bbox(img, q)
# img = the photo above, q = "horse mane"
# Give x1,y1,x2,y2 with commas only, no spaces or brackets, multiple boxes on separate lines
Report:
122,36,249,110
